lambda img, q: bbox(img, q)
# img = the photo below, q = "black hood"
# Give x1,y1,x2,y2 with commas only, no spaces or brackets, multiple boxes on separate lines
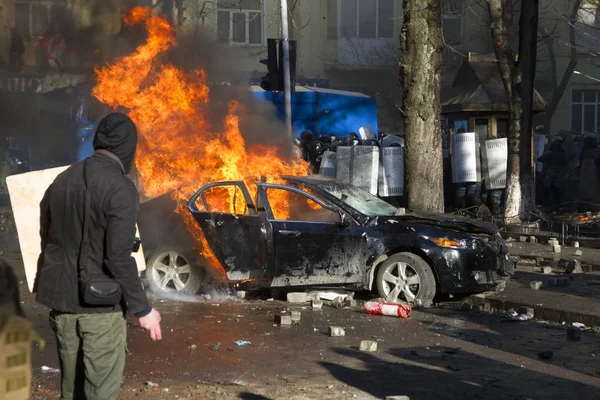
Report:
380,211,499,235
93,112,137,174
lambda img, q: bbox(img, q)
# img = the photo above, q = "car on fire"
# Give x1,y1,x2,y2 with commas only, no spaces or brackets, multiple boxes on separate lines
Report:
184,175,514,305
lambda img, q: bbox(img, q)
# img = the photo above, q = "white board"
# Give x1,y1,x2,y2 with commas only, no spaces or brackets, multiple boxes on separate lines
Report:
451,132,481,183
6,166,146,293
319,151,336,177
481,138,508,189
534,133,548,172
352,146,379,195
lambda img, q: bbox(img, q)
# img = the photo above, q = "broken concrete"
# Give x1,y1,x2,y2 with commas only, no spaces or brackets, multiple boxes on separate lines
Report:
290,311,301,322
553,244,562,253
574,250,583,256
359,340,378,352
311,300,323,310
529,281,542,290
541,266,552,274
566,260,583,274
329,326,345,337
275,313,292,325
286,292,310,303
518,306,535,319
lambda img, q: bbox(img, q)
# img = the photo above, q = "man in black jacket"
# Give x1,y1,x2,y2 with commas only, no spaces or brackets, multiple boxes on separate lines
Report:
36,113,162,400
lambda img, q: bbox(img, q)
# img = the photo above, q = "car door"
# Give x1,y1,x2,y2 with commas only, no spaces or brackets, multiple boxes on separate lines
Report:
188,181,269,282
256,183,369,287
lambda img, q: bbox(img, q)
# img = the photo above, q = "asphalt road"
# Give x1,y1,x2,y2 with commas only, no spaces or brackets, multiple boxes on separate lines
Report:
21,288,600,400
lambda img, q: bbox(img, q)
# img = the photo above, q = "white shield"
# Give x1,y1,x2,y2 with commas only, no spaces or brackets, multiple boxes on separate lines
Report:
352,146,379,195
358,126,376,141
319,151,337,177
6,166,146,293
451,132,481,183
335,146,352,183
481,138,508,189
378,146,404,196
534,133,548,172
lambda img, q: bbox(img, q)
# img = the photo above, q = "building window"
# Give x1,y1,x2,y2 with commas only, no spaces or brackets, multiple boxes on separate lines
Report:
442,0,463,46
217,0,264,45
6,353,27,368
5,376,27,392
336,0,395,39
13,0,68,38
572,89,600,134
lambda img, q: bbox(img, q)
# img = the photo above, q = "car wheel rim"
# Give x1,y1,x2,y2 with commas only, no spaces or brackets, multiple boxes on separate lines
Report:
381,262,421,302
150,251,192,292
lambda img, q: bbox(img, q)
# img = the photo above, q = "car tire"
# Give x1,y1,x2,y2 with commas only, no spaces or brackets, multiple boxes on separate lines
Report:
375,252,436,307
145,247,205,295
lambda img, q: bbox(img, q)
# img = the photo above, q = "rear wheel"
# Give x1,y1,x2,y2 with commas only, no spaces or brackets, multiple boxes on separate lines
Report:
376,252,436,307
145,247,205,294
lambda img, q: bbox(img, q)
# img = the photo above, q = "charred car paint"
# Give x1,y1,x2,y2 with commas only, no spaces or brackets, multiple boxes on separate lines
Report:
188,175,513,304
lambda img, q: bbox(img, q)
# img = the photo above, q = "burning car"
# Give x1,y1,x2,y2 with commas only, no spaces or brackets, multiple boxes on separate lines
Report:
188,175,514,305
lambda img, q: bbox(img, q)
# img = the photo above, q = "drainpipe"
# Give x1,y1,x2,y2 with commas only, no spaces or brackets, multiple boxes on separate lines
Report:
280,0,292,139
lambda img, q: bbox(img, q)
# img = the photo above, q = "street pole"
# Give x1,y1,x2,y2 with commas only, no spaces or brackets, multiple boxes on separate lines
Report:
280,0,292,139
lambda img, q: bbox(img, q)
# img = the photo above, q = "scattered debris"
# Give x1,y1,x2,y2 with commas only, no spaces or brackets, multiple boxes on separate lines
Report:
290,311,301,322
363,301,412,318
275,313,292,325
236,291,247,299
572,322,589,331
345,298,358,308
311,299,323,310
319,292,349,301
541,266,552,275
287,292,310,303
567,326,581,340
553,244,562,253
518,306,535,319
538,351,553,360
190,344,197,350
331,296,346,308
529,236,537,243
359,340,378,352
209,343,221,351
234,340,251,346
574,250,583,257
385,396,410,400
41,366,60,374
145,381,159,387
573,241,580,248
329,326,345,337
530,281,542,290
519,236,528,242
592,327,600,335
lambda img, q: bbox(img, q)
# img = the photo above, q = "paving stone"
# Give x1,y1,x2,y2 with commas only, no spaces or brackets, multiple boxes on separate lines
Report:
275,313,292,325
359,340,378,352
553,244,562,253
519,236,528,242
287,292,310,303
236,291,247,299
290,311,301,322
574,250,583,256
573,241,580,248
566,260,583,274
311,300,323,310
541,266,552,274
530,281,542,290
529,236,537,243
345,299,358,307
329,326,345,337
567,326,581,340
518,306,535,319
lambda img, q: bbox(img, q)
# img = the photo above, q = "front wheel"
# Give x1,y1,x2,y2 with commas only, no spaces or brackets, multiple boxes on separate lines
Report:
145,247,205,295
375,252,437,307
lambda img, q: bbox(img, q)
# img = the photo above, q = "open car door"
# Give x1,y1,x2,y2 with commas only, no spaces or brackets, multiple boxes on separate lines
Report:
188,181,268,282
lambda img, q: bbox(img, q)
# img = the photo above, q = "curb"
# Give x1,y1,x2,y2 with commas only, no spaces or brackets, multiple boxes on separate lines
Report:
467,295,600,327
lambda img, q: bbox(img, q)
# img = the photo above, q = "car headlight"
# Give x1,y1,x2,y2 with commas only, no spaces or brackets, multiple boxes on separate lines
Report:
429,237,468,249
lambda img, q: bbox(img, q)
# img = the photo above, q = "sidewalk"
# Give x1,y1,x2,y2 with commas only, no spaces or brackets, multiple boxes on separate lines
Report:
469,242,600,327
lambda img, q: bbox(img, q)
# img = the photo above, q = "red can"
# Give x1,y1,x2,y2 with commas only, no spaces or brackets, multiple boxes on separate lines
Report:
364,301,412,318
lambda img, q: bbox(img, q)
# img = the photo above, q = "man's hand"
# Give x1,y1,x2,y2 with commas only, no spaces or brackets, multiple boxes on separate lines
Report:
138,308,162,341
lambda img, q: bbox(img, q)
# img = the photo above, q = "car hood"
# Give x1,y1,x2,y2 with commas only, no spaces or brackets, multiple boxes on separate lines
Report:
378,211,499,235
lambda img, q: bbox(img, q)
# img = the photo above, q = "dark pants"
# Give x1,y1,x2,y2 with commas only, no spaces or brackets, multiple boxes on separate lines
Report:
49,311,126,400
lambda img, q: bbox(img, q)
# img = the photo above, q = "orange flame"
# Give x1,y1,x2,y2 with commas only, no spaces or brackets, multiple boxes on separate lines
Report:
93,7,308,278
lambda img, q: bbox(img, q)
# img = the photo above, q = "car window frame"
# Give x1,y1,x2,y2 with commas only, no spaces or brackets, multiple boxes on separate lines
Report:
188,181,257,216
257,183,350,224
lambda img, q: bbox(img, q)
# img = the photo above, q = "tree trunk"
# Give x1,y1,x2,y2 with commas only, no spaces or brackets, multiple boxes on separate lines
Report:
517,0,539,219
400,0,444,213
487,0,522,223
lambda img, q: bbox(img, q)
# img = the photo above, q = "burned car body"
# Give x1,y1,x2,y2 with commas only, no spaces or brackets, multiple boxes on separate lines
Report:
188,175,513,305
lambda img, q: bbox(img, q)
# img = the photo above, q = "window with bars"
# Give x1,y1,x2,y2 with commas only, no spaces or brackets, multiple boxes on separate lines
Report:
13,0,68,37
217,0,264,45
571,89,600,134
332,0,394,39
